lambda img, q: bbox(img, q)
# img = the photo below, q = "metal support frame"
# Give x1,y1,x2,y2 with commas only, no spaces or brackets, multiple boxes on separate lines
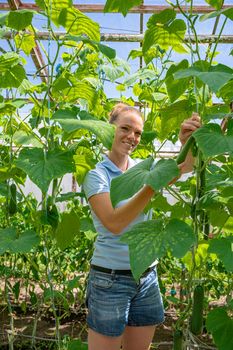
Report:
3,31,233,43
0,3,232,13
1,2,232,81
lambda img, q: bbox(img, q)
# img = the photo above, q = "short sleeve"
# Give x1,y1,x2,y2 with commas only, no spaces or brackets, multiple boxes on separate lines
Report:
83,168,110,200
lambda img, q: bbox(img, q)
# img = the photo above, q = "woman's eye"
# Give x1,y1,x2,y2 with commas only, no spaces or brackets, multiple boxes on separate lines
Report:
121,126,129,131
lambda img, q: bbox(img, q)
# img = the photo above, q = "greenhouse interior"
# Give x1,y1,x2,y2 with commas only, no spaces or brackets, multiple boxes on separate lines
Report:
0,0,233,349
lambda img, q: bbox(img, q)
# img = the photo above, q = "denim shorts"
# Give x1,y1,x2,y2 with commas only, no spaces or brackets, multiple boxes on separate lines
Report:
85,267,165,337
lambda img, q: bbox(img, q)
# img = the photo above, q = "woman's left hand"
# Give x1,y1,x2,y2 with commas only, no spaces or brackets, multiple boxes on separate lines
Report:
179,112,201,145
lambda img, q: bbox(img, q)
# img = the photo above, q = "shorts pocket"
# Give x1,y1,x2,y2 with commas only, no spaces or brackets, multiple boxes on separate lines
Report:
92,272,114,289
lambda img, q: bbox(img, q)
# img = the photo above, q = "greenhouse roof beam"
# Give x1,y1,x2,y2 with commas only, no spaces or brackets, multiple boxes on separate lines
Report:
0,3,232,13
2,31,233,44
100,34,233,44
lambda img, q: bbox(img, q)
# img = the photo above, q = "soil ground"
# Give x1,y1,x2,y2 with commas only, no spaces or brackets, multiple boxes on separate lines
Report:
0,306,216,350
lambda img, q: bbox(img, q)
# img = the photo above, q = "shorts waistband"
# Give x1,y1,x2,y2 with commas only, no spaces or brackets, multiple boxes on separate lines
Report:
90,264,154,276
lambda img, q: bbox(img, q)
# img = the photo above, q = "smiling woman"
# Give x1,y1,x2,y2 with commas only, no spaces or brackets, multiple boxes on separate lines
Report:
108,103,143,167
82,102,201,350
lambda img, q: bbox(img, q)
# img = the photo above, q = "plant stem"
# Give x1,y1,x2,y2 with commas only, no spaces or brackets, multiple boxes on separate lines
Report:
176,0,201,61
209,17,228,65
5,279,15,350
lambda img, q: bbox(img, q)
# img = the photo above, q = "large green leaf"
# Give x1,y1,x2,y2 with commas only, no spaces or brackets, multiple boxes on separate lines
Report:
0,102,17,116
121,218,195,280
0,165,26,184
110,157,179,207
209,208,229,228
52,80,98,110
158,99,193,140
52,109,77,120
18,79,46,95
143,9,187,54
203,104,230,121
0,228,40,255
11,230,40,253
74,148,95,185
100,64,124,82
104,0,143,17
15,148,75,193
150,193,173,212
15,33,36,55
0,64,26,88
74,154,92,185
52,75,70,92
193,124,233,158
0,52,26,88
59,8,100,41
208,237,233,272
65,35,116,59
7,10,35,31
67,339,88,350
42,0,72,25
164,220,196,257
54,211,80,250
0,52,20,71
53,117,115,150
204,0,224,10
41,0,100,40
124,68,156,86
0,228,16,255
165,59,189,102
218,80,233,102
12,130,43,148
0,13,8,26
122,220,164,281
206,308,233,350
174,64,233,93
35,0,46,10
111,157,153,206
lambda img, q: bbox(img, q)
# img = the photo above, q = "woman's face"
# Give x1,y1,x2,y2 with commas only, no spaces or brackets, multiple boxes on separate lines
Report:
111,111,143,156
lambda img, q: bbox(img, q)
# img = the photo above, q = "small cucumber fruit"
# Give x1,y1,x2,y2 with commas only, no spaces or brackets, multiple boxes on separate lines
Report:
190,284,204,335
8,183,17,215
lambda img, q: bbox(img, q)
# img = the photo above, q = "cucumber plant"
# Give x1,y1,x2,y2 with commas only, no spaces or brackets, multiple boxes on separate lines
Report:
109,1,233,349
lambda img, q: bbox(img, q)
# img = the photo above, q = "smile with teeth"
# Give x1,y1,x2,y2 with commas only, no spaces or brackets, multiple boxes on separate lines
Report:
123,141,135,149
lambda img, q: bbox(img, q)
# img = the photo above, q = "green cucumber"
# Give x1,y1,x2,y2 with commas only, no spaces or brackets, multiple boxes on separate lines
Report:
8,183,17,215
176,136,195,165
173,329,183,350
190,285,204,335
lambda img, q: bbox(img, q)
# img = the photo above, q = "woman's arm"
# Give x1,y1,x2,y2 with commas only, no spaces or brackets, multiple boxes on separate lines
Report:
89,185,154,234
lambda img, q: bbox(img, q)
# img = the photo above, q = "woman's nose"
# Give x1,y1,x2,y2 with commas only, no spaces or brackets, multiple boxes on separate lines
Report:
127,131,135,139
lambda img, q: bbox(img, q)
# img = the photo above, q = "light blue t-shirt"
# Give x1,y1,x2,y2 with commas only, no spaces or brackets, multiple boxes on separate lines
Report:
83,155,152,270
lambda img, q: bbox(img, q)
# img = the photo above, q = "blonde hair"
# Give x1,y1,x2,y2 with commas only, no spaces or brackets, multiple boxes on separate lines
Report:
109,103,142,124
